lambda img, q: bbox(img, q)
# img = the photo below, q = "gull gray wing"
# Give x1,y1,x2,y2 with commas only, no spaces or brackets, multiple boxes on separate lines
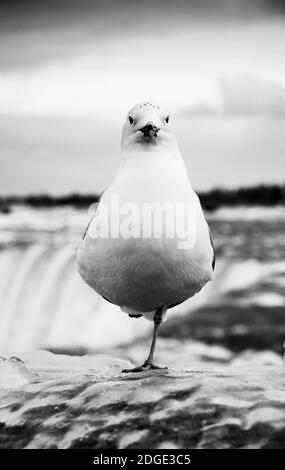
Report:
82,190,105,240
208,225,215,271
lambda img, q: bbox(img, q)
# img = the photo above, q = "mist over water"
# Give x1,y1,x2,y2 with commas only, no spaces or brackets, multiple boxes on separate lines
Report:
0,207,151,352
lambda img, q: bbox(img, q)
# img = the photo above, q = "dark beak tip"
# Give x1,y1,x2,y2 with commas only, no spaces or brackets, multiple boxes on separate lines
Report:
140,122,159,137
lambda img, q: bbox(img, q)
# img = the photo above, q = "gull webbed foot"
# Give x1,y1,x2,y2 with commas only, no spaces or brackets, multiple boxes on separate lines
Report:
122,361,168,373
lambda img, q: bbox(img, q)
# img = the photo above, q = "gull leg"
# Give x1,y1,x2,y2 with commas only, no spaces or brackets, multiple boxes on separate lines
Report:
122,306,168,373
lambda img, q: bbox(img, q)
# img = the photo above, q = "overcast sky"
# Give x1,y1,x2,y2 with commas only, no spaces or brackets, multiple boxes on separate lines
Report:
0,1,285,194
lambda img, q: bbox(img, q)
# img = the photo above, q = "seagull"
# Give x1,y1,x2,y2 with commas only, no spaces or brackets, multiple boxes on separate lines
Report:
77,102,215,373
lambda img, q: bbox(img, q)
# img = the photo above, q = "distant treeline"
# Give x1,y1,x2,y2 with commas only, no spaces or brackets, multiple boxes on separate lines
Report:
0,193,100,214
1,185,285,213
199,185,285,211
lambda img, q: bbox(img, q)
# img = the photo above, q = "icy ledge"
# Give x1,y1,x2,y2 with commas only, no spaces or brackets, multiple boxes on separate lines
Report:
0,351,285,449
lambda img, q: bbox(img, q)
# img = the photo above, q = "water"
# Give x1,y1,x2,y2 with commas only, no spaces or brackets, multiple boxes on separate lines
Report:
0,205,284,362
0,206,152,352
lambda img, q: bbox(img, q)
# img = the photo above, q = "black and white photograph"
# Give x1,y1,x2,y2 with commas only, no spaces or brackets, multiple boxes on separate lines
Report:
0,0,285,455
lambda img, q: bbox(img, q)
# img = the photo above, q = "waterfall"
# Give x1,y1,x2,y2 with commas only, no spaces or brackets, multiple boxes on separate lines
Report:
0,210,151,352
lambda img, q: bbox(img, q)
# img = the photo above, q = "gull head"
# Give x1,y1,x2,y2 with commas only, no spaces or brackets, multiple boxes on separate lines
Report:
121,102,176,151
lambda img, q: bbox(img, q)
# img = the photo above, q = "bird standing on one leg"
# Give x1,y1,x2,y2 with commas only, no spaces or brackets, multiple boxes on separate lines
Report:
77,102,215,373
122,305,166,373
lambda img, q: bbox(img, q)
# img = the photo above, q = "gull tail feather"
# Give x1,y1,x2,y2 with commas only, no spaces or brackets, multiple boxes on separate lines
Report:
120,305,168,322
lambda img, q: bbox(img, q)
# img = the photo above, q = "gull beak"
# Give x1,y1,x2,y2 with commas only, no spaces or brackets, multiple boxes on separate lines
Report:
140,122,159,139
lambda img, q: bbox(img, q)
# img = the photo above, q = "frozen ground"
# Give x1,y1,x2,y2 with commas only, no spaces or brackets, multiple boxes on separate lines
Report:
0,351,285,449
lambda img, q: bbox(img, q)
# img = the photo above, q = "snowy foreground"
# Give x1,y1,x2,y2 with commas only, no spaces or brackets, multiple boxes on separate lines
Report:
0,351,285,449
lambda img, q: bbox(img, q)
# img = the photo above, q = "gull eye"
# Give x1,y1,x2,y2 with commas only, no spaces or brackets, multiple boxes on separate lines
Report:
129,115,134,125
165,115,169,124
